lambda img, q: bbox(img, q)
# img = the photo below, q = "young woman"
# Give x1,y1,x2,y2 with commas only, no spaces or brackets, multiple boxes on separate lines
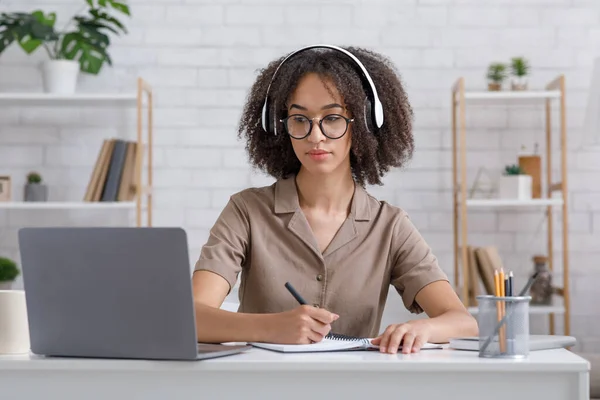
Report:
192,45,477,354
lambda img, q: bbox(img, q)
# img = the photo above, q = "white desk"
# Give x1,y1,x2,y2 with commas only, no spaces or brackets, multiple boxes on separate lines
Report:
0,347,590,400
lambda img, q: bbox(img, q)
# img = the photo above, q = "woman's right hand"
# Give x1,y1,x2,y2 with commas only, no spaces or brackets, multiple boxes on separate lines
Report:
263,305,339,344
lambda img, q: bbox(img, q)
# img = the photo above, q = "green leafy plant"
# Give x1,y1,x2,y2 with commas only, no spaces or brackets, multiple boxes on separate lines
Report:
0,257,19,282
504,164,524,175
487,62,507,83
511,57,530,77
0,0,131,75
27,172,42,184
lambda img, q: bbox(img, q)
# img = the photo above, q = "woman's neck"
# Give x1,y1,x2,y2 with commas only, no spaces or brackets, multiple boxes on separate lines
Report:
295,167,355,216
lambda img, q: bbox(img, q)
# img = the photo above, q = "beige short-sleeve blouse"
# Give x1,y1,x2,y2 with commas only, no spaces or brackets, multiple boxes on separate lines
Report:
194,175,448,338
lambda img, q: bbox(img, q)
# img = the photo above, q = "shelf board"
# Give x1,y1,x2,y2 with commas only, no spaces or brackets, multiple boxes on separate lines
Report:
469,305,565,315
463,90,561,101
0,92,138,106
0,201,136,210
466,198,564,208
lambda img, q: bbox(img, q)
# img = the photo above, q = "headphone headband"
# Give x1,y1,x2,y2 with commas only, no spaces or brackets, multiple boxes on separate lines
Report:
261,44,384,135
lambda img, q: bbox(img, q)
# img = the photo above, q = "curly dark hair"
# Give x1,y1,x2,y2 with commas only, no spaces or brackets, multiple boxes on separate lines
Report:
237,46,414,187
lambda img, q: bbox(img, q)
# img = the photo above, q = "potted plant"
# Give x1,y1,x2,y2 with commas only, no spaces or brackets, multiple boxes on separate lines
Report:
0,1,131,94
510,56,530,91
486,62,507,91
498,164,532,200
24,172,48,202
0,257,19,290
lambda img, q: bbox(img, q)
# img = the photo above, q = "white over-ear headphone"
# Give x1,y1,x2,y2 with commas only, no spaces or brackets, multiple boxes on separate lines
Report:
260,44,385,136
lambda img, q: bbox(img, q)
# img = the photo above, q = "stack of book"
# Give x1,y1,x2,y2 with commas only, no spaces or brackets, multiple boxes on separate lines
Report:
463,245,507,303
84,138,139,202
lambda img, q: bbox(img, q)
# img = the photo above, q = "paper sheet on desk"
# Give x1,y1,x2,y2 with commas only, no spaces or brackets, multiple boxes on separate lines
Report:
250,338,444,353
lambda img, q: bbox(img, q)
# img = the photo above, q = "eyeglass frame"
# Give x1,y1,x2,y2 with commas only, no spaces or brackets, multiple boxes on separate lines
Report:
279,113,355,140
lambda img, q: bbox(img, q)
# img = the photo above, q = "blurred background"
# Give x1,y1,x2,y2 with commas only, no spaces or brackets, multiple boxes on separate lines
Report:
0,0,599,353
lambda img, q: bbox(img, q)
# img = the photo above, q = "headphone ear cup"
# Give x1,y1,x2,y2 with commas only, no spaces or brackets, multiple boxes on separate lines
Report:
272,101,279,136
269,100,277,135
262,100,275,135
363,97,375,133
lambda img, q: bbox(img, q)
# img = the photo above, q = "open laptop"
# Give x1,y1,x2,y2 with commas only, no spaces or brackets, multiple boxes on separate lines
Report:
18,227,250,361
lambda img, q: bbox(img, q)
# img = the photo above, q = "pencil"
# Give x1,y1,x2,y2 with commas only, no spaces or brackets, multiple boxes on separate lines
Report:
494,270,502,353
507,270,514,354
499,268,506,353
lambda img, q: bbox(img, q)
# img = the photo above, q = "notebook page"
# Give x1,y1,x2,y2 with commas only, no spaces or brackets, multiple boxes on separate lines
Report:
250,337,371,353
250,337,444,353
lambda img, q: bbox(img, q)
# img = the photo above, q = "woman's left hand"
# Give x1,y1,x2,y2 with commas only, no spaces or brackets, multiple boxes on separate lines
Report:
370,319,433,354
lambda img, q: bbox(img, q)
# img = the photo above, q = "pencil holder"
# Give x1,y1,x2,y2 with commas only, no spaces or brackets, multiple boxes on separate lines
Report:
476,295,531,359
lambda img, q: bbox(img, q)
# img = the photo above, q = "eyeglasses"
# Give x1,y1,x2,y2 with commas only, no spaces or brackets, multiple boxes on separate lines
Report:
280,114,354,140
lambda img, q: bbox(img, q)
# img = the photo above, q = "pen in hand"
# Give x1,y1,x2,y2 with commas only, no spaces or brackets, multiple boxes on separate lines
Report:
284,281,340,342
284,282,308,305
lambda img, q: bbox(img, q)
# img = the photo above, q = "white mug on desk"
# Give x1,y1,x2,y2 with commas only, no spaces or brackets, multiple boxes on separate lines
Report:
0,290,30,354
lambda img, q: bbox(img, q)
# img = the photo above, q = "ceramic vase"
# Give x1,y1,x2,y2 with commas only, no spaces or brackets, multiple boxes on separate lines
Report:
41,60,79,94
498,175,532,200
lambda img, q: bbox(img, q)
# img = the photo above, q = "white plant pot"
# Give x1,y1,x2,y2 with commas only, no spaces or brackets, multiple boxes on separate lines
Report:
498,175,532,200
41,59,80,94
0,289,30,355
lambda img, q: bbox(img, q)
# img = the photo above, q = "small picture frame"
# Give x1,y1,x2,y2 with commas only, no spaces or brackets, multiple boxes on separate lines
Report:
0,176,12,202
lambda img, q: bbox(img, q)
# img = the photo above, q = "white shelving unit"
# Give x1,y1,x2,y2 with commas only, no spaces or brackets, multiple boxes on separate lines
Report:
0,77,154,227
0,202,136,210
452,75,570,336
463,90,561,101
466,198,564,208
0,92,138,106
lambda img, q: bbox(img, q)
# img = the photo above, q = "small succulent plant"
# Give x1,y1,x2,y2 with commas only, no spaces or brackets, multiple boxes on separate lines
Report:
487,62,507,83
27,172,42,184
504,164,524,175
0,257,19,282
510,57,530,77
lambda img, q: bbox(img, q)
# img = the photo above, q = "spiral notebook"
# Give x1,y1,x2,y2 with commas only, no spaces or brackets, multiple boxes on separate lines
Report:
250,333,443,353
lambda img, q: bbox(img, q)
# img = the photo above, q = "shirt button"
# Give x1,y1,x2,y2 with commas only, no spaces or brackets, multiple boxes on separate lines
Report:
316,274,323,281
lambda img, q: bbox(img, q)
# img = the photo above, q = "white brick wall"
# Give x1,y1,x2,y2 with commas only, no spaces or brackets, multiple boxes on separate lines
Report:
1,0,600,352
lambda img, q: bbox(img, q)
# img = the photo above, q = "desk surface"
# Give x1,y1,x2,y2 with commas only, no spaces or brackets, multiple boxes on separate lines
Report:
0,346,589,373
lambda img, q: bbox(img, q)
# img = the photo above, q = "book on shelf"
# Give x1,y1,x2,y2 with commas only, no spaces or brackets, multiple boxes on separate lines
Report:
84,138,138,202
460,245,505,300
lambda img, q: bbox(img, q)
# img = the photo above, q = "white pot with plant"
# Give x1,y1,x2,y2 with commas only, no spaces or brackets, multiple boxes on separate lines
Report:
0,257,30,355
487,62,507,91
510,56,530,91
498,164,532,200
0,1,131,94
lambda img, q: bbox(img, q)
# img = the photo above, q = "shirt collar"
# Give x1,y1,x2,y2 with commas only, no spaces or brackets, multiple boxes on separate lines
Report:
274,175,371,221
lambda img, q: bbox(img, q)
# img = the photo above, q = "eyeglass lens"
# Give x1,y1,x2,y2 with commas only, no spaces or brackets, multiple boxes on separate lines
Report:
285,114,348,139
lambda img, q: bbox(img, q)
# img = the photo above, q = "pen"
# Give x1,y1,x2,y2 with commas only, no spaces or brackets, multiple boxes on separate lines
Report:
284,282,307,305
506,270,513,354
285,282,343,341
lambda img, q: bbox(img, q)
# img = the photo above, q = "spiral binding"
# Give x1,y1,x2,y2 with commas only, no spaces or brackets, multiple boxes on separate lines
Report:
325,332,371,344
